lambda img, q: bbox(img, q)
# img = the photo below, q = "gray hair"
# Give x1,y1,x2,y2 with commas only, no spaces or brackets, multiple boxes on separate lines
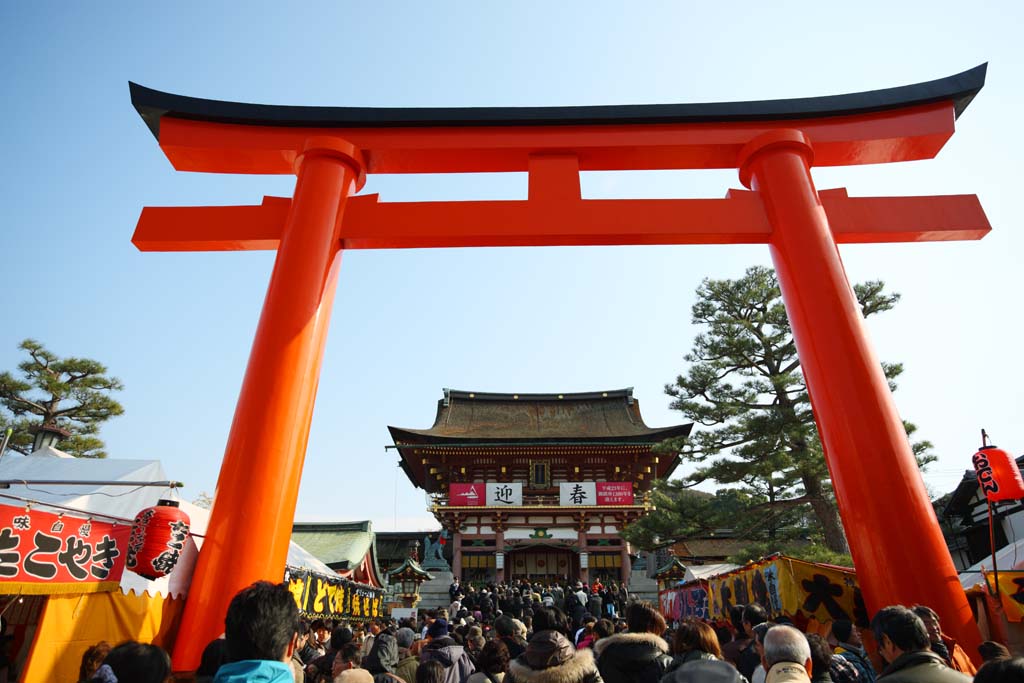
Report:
764,625,811,668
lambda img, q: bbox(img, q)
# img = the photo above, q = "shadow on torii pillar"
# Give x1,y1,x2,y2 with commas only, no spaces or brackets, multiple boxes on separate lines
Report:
128,63,991,670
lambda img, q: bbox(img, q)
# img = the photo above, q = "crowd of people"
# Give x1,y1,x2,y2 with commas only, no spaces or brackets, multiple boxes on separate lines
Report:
78,579,1023,683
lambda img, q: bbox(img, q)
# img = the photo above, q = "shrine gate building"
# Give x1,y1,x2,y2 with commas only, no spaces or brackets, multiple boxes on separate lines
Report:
390,388,691,586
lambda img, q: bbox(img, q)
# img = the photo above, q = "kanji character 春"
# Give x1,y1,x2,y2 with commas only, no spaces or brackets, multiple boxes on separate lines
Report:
23,531,61,579
91,535,121,580
0,528,21,578
58,536,92,580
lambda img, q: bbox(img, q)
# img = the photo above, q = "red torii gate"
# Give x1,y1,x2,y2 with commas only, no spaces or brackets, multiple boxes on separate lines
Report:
130,64,990,668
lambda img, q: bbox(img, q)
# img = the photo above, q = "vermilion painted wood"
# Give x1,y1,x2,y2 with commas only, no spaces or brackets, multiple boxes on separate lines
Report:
740,128,982,660
132,71,992,671
155,101,956,175
169,142,360,671
132,191,990,251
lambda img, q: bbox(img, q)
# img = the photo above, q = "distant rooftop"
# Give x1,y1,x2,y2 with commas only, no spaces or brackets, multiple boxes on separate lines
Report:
389,388,692,444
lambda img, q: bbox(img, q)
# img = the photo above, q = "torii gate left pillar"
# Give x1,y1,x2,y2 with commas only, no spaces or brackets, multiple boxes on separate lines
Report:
128,65,990,669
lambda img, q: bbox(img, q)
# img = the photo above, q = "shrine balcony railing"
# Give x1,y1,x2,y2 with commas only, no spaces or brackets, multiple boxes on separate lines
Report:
429,494,649,509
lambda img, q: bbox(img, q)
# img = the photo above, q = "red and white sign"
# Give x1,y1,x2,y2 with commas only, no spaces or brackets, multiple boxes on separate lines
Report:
596,482,634,505
0,504,131,594
449,483,485,506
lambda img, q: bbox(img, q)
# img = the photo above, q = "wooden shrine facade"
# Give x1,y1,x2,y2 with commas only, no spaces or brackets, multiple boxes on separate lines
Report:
390,388,692,585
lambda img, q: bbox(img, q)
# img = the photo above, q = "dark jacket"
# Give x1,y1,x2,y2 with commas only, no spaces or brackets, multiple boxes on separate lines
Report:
835,645,875,683
594,632,672,683
507,630,603,683
737,640,761,682
667,650,716,673
421,636,477,683
877,651,971,683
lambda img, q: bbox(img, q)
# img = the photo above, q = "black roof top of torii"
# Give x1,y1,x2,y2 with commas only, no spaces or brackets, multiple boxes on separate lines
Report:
129,64,986,141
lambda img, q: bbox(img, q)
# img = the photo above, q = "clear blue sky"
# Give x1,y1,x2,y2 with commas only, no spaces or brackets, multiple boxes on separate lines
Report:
1,2,1020,531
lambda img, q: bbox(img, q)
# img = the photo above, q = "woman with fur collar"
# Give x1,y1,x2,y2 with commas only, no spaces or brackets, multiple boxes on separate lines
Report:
506,630,603,683
594,603,673,683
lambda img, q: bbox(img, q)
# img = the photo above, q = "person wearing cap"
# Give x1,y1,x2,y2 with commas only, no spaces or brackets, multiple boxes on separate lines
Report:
419,618,476,683
763,625,812,683
395,628,419,683
506,629,603,683
870,607,970,683
829,620,875,683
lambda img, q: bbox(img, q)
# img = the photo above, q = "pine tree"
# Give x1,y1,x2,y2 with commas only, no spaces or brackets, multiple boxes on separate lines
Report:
659,266,933,553
0,339,125,458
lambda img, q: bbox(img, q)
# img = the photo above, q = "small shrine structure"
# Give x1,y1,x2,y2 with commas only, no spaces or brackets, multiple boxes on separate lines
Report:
389,388,691,586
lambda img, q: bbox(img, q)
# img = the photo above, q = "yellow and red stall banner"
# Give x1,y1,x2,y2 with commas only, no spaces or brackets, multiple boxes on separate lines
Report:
708,555,868,626
983,571,1024,622
0,504,130,594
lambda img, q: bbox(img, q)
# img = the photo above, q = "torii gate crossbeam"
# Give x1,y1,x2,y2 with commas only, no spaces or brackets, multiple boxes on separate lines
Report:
129,65,989,669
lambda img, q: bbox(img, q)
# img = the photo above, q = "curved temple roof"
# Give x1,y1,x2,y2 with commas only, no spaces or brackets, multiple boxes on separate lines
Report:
130,64,986,141
388,388,692,444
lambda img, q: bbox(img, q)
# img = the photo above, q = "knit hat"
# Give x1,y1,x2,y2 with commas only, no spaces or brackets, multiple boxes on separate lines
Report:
426,618,449,639
395,627,416,649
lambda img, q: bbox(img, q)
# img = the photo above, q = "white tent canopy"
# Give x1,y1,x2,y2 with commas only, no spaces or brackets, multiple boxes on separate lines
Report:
959,538,1024,589
0,449,337,596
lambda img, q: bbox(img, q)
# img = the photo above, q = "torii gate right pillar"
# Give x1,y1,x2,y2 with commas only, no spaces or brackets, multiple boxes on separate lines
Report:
740,130,980,654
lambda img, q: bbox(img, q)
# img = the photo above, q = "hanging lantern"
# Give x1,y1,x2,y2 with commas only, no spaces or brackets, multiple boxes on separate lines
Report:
972,445,1024,502
126,499,191,580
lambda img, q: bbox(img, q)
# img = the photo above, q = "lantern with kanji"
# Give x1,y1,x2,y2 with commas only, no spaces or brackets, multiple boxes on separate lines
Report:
126,499,191,580
973,444,1024,503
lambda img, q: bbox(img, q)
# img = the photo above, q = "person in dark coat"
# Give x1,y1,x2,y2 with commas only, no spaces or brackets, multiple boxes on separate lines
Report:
593,602,672,683
495,615,527,660
420,619,476,683
870,606,970,683
506,630,603,683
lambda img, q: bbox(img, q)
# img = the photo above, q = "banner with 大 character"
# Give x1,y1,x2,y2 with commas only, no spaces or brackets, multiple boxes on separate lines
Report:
286,568,384,621
707,555,867,626
0,503,130,594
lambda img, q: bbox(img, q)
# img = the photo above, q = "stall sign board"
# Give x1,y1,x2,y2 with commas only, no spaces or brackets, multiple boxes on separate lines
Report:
0,503,130,594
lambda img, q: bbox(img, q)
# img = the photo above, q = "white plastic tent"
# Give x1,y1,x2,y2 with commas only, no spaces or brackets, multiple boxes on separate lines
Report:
0,448,337,596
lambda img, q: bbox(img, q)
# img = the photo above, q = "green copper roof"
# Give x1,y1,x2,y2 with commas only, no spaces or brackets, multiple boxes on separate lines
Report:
291,521,375,570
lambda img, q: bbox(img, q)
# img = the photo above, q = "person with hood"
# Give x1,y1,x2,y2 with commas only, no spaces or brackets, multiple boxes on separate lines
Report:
593,601,672,683
214,580,302,683
395,628,420,683
365,632,405,683
506,629,603,683
419,619,476,683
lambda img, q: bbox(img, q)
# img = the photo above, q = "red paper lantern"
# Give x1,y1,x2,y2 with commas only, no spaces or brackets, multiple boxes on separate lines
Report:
972,445,1024,502
126,499,191,580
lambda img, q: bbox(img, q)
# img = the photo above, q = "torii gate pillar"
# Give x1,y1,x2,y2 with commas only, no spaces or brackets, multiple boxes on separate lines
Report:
740,130,977,646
